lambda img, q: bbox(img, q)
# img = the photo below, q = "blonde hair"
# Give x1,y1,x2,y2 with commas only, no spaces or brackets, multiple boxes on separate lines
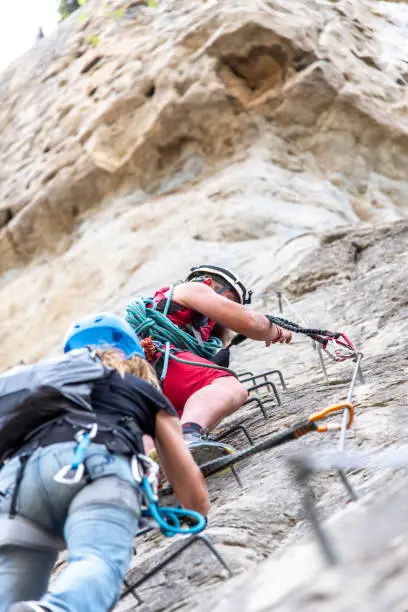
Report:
95,349,161,390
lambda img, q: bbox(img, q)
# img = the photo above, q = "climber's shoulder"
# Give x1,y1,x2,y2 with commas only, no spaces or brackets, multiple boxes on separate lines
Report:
172,281,213,308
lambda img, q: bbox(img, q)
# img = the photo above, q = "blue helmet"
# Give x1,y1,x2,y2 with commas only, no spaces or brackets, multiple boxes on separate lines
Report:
64,312,145,359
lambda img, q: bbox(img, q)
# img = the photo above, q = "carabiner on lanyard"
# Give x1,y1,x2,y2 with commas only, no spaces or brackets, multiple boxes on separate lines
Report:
54,423,98,485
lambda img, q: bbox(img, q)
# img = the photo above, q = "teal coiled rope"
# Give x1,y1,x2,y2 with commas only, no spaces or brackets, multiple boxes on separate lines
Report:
125,287,235,379
125,286,222,359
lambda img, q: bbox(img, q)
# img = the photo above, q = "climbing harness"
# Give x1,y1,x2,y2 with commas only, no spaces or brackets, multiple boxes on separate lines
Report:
54,424,98,485
196,402,354,479
157,345,235,381
131,454,207,536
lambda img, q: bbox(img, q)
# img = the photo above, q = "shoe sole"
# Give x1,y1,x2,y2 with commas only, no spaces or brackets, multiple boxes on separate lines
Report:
188,441,236,468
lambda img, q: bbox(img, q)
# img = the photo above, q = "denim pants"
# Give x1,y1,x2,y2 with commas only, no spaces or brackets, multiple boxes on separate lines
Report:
0,442,141,612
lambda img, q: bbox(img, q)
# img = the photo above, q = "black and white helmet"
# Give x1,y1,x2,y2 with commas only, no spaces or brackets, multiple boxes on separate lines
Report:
186,265,252,305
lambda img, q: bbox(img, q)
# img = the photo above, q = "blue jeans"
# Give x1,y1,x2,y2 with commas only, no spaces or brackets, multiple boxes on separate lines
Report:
0,442,141,612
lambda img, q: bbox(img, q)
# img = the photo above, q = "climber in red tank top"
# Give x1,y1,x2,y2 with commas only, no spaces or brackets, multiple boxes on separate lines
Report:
136,266,292,458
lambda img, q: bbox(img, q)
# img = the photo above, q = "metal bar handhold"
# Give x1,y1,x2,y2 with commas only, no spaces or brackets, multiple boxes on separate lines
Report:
357,363,365,385
231,464,243,487
247,381,281,406
339,353,363,451
346,353,364,404
317,343,329,383
243,396,268,419
122,578,142,604
135,526,154,538
239,369,287,391
335,352,363,499
196,534,234,575
121,535,232,599
338,469,358,501
276,290,283,313
281,293,309,327
236,371,254,379
295,465,339,566
279,291,325,371
214,424,254,446
239,375,262,385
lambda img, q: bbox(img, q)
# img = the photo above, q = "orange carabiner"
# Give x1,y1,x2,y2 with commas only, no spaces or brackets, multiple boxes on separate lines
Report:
308,402,354,433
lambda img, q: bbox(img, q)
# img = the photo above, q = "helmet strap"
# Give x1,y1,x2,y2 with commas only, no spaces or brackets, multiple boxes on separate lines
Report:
216,286,229,296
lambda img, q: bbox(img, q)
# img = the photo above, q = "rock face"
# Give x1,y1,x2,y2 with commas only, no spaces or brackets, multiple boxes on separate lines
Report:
115,222,408,612
2,0,408,278
1,0,408,610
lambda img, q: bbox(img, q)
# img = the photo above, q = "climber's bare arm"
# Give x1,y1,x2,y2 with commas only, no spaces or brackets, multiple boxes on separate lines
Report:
173,282,290,344
155,411,209,516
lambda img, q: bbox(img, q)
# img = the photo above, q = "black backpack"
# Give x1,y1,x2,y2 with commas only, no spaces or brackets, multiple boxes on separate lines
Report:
0,349,110,461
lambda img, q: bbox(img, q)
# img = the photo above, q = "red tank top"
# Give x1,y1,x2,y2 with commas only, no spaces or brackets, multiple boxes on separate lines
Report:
152,286,216,342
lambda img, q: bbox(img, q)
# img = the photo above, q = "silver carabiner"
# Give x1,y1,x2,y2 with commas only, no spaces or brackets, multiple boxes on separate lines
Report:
74,423,98,444
131,455,143,484
324,340,356,362
54,462,86,485
54,423,98,486
131,454,160,499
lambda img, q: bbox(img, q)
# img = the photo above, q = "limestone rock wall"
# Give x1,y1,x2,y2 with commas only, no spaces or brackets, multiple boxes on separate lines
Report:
1,0,408,277
1,0,408,367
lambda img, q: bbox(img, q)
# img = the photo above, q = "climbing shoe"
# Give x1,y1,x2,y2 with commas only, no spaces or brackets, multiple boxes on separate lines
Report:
182,423,236,465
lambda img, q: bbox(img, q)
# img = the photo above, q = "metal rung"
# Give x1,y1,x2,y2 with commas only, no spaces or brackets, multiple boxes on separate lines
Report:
230,464,243,487
121,534,233,601
135,526,154,538
243,395,268,419
247,381,281,406
214,424,254,446
122,578,142,604
290,454,359,567
239,369,287,391
236,371,254,380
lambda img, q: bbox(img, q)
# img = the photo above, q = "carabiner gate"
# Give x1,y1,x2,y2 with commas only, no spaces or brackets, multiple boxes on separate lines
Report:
323,332,358,362
308,402,354,432
54,423,98,486
132,454,160,500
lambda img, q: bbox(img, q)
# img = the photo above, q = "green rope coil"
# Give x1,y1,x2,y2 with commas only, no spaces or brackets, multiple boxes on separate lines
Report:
125,291,222,360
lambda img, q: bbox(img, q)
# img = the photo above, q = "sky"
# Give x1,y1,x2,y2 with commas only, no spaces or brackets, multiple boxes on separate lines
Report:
0,0,60,73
